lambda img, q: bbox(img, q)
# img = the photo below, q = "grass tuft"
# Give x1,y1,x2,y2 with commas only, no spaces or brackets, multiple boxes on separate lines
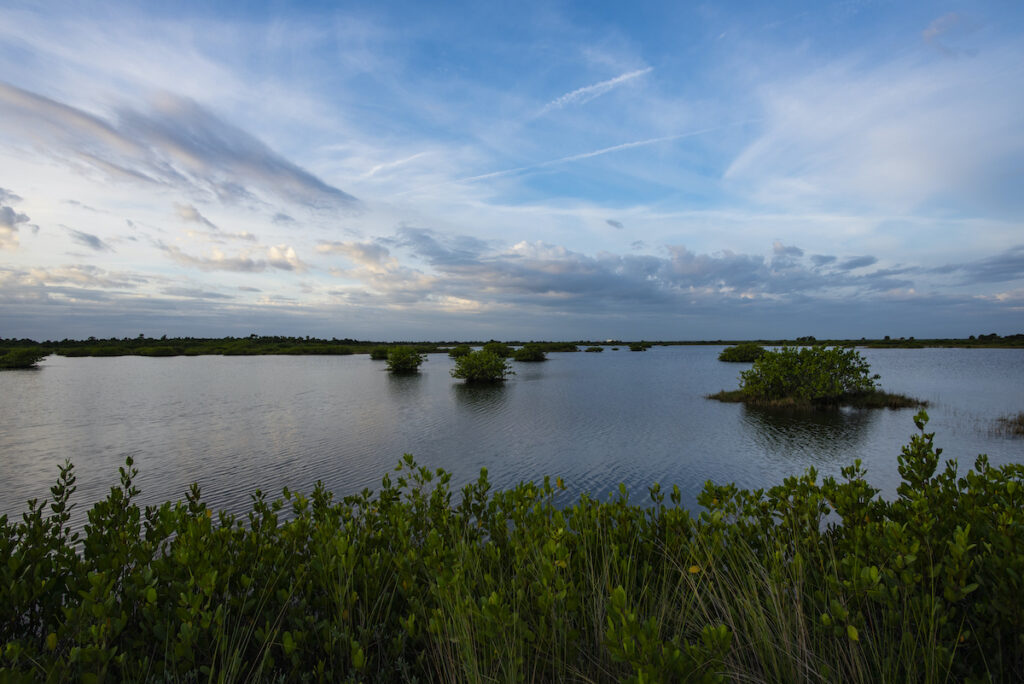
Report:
994,411,1024,437
706,388,927,410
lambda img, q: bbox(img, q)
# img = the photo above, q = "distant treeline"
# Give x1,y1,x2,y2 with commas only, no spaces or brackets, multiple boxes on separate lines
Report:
1,333,1022,359
0,336,586,359
664,332,1024,349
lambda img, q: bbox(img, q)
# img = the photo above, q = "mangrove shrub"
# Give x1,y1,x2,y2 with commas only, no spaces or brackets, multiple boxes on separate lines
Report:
448,344,472,358
386,346,425,373
0,348,48,369
369,345,389,360
718,343,766,363
451,350,512,383
512,344,546,362
481,341,512,358
740,345,878,403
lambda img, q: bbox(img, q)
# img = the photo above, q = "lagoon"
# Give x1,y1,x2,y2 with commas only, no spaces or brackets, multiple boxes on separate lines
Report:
1,346,1021,531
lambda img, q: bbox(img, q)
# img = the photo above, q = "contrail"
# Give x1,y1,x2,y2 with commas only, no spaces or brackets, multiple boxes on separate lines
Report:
451,123,745,185
397,120,756,197
539,67,654,114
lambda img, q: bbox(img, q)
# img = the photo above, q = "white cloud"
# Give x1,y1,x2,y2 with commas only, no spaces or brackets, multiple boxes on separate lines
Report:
725,45,1024,215
0,193,31,249
0,82,357,208
160,243,308,273
176,203,218,230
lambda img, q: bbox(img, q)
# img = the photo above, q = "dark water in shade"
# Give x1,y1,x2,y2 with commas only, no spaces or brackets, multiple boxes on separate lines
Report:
1,347,1021,532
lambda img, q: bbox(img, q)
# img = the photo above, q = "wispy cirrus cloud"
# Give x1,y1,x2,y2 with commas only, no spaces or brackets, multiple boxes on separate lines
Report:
725,39,1024,215
0,82,357,209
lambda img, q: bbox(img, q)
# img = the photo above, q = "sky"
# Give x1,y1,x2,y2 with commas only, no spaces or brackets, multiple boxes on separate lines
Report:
1,0,1022,341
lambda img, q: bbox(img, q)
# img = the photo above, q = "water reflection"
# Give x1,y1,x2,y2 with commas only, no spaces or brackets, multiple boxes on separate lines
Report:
741,405,876,466
385,372,424,397
512,364,547,382
452,383,509,414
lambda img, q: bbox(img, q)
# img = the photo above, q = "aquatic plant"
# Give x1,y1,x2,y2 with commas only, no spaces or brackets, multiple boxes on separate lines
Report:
369,345,389,360
448,344,472,358
717,343,766,362
994,412,1024,437
386,346,426,373
481,341,512,358
512,344,546,362
450,350,512,383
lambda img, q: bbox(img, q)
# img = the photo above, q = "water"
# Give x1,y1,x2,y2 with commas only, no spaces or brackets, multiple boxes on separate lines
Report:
1,347,1021,532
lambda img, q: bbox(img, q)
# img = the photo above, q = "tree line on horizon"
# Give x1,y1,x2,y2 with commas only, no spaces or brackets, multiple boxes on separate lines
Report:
1,332,1022,368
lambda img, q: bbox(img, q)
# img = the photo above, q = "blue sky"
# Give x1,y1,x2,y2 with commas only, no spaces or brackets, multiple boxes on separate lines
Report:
1,0,1022,340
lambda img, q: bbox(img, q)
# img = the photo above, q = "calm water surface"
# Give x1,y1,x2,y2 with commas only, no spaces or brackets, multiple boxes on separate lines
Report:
1,347,1021,531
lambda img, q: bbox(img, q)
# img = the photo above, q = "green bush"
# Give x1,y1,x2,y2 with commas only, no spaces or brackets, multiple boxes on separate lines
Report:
451,350,513,383
718,343,766,362
369,345,389,360
0,348,48,369
584,346,604,353
628,343,647,352
481,341,512,358
512,344,546,362
386,346,425,373
2,415,1022,681
448,344,472,358
739,345,879,404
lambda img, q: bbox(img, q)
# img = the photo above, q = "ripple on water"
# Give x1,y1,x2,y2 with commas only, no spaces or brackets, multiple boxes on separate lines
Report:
1,348,1022,534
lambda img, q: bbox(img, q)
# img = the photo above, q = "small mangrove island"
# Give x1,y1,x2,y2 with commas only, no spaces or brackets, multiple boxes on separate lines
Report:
717,342,767,362
708,345,927,409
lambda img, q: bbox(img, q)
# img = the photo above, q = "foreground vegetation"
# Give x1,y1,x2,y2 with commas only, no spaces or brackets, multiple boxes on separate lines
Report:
710,346,926,410
1,414,1021,681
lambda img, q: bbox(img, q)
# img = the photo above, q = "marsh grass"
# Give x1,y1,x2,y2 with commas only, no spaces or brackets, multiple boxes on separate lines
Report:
2,415,1021,681
994,412,1024,437
707,388,927,410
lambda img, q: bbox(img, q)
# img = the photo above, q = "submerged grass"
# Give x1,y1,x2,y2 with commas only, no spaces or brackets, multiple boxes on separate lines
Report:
2,414,1022,681
994,412,1024,437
